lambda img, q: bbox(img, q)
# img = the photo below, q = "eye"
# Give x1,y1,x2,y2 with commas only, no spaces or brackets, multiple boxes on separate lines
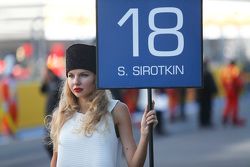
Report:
79,73,89,77
68,73,74,78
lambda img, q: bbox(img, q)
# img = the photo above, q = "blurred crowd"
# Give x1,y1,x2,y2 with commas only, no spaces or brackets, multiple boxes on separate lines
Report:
0,54,250,160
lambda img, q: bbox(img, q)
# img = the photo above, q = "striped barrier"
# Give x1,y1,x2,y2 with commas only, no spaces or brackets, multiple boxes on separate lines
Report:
0,78,18,136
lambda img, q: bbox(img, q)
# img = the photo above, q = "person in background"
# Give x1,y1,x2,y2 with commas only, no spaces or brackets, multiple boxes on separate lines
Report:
154,89,167,135
242,60,250,96
179,88,187,121
40,68,62,158
196,60,217,128
110,89,123,102
220,60,245,126
49,44,158,167
122,89,139,114
165,89,179,123
122,89,140,128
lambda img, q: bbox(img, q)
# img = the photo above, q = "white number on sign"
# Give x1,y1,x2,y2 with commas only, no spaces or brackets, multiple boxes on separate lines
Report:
118,7,184,57
118,8,139,57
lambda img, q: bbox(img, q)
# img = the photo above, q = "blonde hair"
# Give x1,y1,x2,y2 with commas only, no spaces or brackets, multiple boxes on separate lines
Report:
49,79,111,151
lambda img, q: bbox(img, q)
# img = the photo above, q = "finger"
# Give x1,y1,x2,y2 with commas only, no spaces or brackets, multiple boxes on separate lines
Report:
144,105,149,113
146,110,156,117
143,108,148,117
147,116,158,124
153,120,158,128
146,114,157,122
146,119,158,126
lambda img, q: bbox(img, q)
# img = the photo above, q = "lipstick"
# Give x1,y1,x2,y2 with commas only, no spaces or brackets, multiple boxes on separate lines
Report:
74,88,83,93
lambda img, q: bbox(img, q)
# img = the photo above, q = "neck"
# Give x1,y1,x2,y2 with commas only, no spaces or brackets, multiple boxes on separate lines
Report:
78,98,90,113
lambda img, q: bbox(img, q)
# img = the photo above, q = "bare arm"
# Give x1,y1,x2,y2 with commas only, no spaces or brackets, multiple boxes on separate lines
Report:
50,152,57,167
113,102,157,167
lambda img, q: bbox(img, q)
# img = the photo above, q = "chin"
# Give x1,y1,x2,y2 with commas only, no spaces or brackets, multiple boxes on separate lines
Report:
73,93,84,98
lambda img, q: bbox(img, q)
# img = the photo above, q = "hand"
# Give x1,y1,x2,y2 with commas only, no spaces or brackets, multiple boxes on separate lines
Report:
140,102,158,136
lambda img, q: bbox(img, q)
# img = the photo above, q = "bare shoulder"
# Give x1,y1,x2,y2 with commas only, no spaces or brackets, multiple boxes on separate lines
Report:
112,101,131,124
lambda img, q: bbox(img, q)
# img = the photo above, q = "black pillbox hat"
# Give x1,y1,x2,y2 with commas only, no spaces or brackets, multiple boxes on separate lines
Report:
66,44,96,76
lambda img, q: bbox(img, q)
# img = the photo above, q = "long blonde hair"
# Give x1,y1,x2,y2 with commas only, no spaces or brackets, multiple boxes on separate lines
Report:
49,79,111,151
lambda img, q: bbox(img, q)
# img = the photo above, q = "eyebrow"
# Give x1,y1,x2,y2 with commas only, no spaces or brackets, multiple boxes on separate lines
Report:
68,71,90,75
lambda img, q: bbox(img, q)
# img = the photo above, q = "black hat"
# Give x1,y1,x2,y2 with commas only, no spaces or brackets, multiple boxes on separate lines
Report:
66,44,96,76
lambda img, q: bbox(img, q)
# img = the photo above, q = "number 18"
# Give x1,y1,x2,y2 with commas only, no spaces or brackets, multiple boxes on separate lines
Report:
118,7,184,57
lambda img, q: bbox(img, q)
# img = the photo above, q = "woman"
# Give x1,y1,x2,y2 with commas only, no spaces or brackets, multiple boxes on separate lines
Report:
50,44,158,167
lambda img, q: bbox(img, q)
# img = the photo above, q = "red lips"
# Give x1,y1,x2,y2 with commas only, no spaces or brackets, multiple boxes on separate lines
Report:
73,88,83,93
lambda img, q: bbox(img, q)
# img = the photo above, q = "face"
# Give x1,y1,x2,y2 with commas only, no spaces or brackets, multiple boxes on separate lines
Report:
67,69,96,99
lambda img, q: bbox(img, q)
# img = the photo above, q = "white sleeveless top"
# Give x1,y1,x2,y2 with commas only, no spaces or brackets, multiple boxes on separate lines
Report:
56,99,126,167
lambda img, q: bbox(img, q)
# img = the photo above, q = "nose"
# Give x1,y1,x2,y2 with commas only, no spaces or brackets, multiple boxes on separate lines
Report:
73,76,80,85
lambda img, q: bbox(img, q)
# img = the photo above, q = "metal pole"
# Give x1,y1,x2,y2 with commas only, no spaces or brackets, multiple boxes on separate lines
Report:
147,88,154,167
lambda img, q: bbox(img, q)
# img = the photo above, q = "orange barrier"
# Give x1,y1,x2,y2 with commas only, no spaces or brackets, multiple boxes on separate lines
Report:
0,78,18,136
0,81,46,134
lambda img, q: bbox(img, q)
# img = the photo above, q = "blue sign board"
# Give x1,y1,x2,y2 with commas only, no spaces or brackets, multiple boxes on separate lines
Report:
97,0,202,89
